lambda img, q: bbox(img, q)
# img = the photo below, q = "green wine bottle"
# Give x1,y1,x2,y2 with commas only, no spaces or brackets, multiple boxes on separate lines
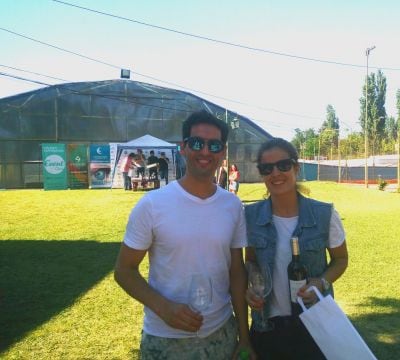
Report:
287,236,308,315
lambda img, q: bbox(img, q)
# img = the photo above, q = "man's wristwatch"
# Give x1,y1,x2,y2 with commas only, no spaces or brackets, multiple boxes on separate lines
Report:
320,277,331,291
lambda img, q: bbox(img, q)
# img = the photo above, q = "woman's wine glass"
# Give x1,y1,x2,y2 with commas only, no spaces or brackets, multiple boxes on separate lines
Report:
249,264,272,331
188,274,212,338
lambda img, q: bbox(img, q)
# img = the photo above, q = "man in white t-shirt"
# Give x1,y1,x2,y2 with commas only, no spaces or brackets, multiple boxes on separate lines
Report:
114,110,255,359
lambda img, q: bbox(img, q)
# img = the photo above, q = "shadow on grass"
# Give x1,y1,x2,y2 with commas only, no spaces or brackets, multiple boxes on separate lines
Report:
131,349,140,359
350,297,400,360
0,240,120,352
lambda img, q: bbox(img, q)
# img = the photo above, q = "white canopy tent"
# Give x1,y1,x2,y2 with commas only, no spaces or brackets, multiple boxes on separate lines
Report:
110,135,178,188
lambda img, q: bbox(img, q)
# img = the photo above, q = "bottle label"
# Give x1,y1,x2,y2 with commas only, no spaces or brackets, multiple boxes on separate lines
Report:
289,279,307,302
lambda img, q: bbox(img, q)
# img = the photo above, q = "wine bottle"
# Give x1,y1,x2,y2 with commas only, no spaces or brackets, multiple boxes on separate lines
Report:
287,236,308,315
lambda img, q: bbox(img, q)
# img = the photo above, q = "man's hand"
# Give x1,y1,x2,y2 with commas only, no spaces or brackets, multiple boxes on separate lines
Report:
160,302,203,332
245,287,265,311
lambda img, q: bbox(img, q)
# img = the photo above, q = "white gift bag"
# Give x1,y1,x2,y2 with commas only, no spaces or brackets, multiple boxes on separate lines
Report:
298,286,377,360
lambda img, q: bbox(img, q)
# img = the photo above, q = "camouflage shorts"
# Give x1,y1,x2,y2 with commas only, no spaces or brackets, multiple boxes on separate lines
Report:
140,316,238,360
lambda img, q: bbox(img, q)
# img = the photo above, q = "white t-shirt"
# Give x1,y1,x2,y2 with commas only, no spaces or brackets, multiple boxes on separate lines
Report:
123,181,247,338
268,209,345,318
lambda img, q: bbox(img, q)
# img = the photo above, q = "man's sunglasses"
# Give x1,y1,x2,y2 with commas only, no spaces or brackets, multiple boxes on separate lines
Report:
184,136,225,153
257,158,296,175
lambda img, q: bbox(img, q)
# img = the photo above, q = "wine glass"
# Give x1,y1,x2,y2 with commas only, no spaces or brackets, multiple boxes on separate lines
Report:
249,264,272,331
188,274,212,337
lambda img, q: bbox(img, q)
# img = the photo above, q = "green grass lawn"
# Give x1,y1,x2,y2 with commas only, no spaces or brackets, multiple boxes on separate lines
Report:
1,182,399,359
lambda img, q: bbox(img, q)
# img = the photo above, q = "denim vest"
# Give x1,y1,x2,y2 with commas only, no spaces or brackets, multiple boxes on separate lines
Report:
245,193,333,330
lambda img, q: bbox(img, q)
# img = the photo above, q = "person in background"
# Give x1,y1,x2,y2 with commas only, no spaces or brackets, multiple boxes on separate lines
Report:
245,138,348,360
175,151,186,179
147,150,159,180
216,159,228,189
121,152,134,190
134,149,146,179
114,110,255,359
228,163,240,195
158,152,169,185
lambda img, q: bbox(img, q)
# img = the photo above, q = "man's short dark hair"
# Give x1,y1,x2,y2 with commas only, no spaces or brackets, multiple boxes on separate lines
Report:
182,110,229,143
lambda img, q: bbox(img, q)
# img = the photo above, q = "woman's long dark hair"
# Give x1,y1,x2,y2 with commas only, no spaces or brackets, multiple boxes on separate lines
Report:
256,138,299,166
230,163,238,171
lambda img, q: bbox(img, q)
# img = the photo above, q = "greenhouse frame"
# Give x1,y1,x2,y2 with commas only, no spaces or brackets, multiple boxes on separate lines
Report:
0,79,272,189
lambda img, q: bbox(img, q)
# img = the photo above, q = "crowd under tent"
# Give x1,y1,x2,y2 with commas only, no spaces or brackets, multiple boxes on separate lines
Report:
110,134,178,189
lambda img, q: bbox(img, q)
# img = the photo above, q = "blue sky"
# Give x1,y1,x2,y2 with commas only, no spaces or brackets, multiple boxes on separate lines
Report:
1,0,400,139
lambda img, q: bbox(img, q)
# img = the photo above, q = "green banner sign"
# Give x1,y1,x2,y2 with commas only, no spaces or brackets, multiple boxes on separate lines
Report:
67,144,89,189
42,143,68,190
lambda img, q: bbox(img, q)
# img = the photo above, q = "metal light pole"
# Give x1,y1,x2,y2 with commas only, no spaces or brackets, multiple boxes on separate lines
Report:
365,46,376,188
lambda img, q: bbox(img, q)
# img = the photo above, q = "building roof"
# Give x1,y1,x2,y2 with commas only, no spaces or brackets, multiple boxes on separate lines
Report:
0,79,272,142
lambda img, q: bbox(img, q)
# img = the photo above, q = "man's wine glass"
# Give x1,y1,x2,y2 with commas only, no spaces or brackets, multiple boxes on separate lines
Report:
249,264,272,331
188,274,212,338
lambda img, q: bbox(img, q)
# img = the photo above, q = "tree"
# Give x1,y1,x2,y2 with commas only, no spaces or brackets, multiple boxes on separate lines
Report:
379,89,400,154
381,120,396,154
292,128,318,159
360,72,375,136
385,116,397,142
396,89,400,141
292,128,306,151
319,128,339,159
359,70,387,146
340,131,364,159
375,70,387,123
318,105,340,159
321,104,339,132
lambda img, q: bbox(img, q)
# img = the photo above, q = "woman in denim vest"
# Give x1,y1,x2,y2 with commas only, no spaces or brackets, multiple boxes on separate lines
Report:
245,138,348,360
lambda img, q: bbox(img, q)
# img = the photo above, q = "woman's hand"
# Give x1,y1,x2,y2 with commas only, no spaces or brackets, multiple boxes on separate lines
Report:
297,278,323,305
245,287,265,311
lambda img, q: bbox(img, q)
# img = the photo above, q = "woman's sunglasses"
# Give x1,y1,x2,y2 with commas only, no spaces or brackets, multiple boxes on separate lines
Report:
184,136,225,153
257,158,296,175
